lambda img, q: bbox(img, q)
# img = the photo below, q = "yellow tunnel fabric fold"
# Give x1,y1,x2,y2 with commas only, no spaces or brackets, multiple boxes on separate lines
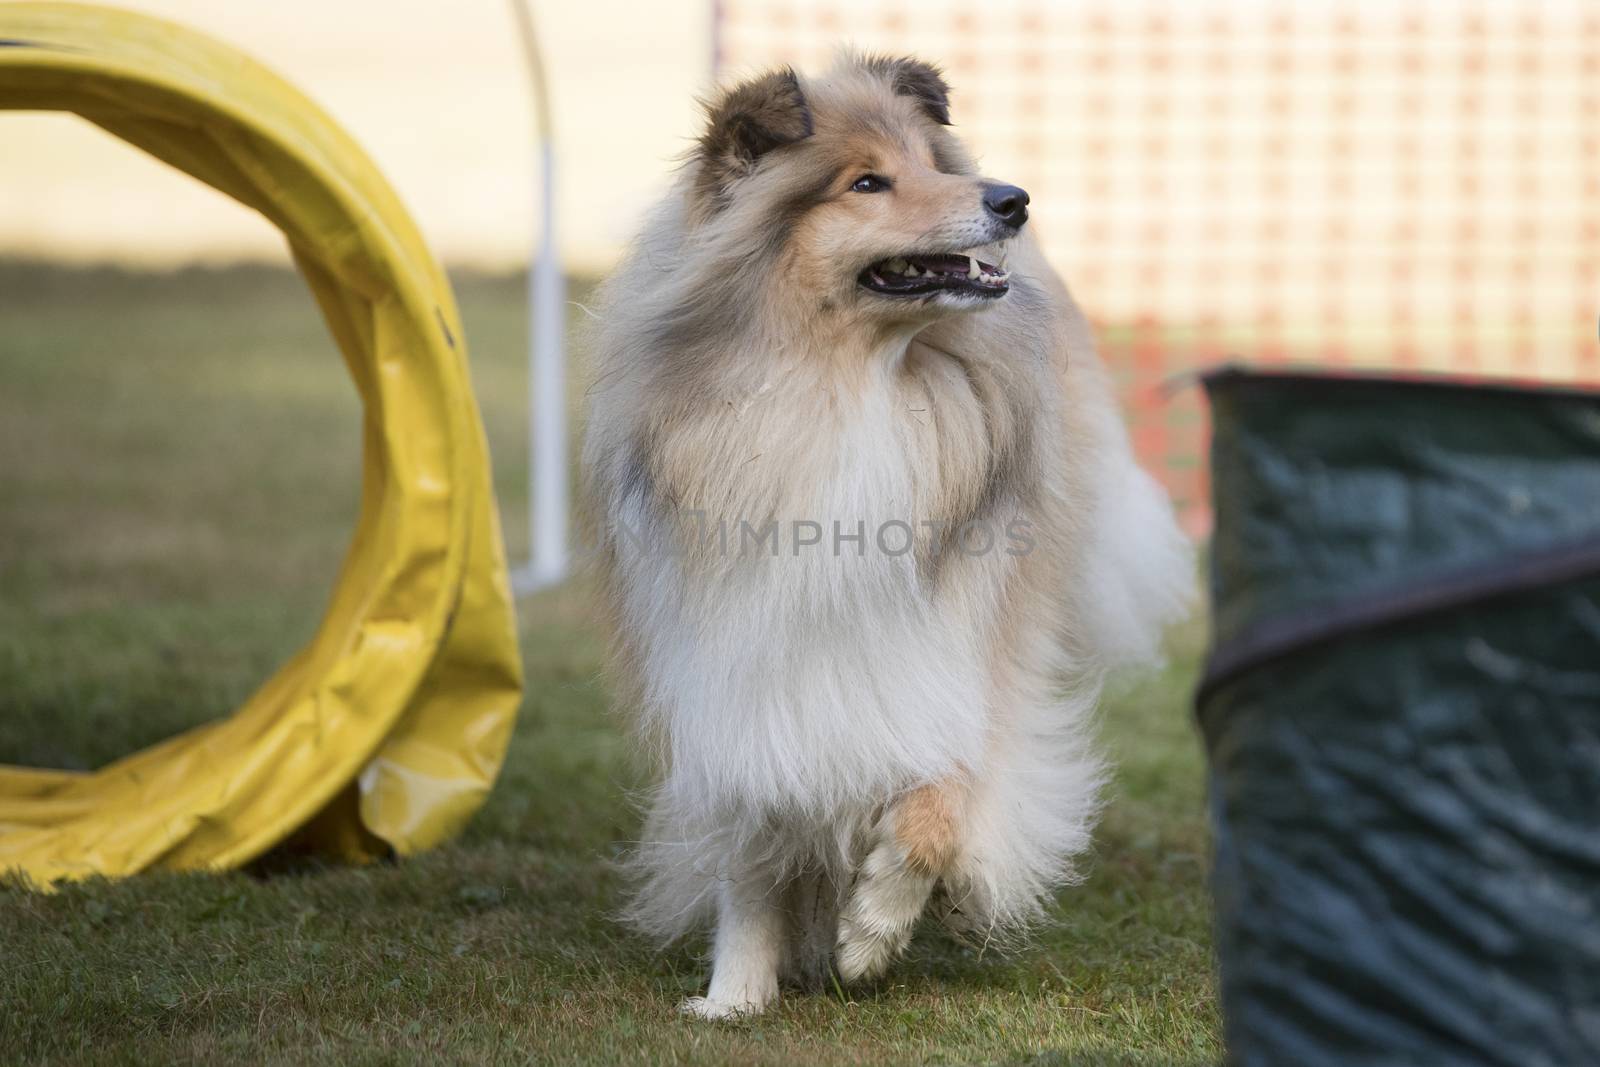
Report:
0,3,524,884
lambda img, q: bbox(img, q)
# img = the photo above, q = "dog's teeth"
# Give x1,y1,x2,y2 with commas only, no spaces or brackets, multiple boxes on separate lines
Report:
905,266,921,277
888,258,908,273
967,256,980,279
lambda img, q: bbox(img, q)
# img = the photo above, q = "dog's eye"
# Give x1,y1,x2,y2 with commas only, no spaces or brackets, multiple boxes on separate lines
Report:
851,174,890,194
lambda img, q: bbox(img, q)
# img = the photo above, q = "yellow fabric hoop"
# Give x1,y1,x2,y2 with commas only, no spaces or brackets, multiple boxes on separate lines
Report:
0,3,524,884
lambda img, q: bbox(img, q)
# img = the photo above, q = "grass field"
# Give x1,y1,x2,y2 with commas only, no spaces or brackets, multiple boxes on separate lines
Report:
0,260,1219,1066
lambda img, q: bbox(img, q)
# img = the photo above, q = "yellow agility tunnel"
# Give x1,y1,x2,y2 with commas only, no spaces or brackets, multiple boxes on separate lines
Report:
0,4,524,883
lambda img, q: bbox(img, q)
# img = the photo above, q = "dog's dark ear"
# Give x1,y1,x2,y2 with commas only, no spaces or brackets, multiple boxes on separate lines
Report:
865,55,951,126
695,68,813,206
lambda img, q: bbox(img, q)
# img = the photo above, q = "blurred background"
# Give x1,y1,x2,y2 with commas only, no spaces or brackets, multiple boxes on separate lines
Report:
5,0,1600,740
1,7,1595,1056
9,0,1600,765
2,1,710,272
8,0,1598,533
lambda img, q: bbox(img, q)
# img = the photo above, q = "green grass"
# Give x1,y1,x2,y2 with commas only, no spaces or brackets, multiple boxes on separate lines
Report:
0,260,1219,1066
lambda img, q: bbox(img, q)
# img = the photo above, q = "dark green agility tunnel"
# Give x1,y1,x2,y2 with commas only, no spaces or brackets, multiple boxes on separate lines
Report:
1197,367,1600,1066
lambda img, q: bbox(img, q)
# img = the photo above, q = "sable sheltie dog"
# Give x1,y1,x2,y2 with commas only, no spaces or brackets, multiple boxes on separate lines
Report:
581,53,1194,1018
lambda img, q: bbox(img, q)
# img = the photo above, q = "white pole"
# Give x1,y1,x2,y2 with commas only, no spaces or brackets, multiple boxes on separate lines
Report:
509,0,568,596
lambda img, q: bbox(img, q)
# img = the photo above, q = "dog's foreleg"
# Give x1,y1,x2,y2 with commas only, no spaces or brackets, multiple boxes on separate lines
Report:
836,780,965,982
680,874,786,1019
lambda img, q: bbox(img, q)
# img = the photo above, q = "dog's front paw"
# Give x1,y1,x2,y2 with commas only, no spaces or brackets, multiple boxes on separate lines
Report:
678,994,768,1020
835,907,911,983
835,833,938,983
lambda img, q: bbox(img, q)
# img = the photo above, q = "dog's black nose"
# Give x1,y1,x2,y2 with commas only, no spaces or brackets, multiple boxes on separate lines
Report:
982,183,1030,229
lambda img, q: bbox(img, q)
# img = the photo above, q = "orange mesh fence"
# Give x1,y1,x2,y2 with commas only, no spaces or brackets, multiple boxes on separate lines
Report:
714,1,1600,532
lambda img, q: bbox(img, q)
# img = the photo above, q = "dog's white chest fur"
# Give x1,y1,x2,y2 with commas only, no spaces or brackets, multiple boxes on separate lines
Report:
619,365,1000,820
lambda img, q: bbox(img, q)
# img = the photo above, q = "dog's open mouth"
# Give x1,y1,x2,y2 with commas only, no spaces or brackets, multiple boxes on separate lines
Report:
858,253,1009,299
